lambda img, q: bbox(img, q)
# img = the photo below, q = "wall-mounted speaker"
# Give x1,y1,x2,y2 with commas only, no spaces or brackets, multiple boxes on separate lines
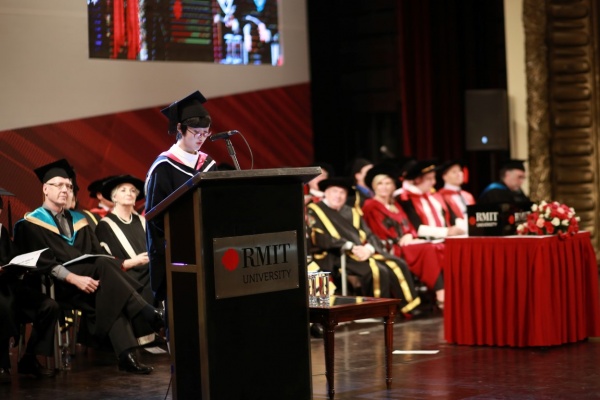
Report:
465,89,509,151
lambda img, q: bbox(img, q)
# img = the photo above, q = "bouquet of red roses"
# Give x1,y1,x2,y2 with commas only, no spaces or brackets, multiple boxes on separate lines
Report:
516,200,580,236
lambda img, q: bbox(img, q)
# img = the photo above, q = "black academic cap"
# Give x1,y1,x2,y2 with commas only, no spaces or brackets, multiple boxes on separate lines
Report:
501,159,526,171
364,162,401,191
161,90,209,134
34,159,75,184
309,162,336,177
438,159,465,175
404,159,439,180
318,177,354,192
88,175,118,198
101,175,145,202
348,158,372,177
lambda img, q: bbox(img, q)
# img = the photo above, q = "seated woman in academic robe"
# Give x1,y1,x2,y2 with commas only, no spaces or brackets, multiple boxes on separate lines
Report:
361,163,445,307
306,177,421,316
95,175,153,306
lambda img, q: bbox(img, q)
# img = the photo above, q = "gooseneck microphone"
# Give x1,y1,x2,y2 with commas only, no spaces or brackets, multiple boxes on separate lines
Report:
209,130,240,141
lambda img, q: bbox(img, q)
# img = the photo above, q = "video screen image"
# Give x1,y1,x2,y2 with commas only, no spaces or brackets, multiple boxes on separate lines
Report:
87,0,282,65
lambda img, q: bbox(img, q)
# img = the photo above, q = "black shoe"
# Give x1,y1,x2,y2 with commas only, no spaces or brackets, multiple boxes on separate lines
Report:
310,323,324,338
0,368,11,385
17,354,55,378
150,309,165,333
118,351,153,375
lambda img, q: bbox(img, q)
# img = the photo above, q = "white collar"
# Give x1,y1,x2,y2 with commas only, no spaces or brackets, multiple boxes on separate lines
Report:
444,183,462,191
404,182,425,195
170,143,199,169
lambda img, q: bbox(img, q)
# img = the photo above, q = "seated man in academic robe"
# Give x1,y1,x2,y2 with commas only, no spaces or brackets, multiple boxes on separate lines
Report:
13,159,164,375
307,177,421,315
478,159,531,205
434,159,476,222
397,159,466,239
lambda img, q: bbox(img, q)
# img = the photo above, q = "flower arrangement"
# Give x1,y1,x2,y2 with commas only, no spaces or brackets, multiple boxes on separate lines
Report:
516,201,580,236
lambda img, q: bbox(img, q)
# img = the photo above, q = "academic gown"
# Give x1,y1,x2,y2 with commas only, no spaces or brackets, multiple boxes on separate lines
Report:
145,151,217,302
307,201,420,314
96,213,153,305
13,207,151,351
397,185,455,238
0,223,19,340
434,188,476,221
478,181,531,205
361,199,444,291
1,225,60,361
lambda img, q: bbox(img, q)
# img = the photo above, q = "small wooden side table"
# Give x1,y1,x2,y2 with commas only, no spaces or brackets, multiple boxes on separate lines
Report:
309,296,401,399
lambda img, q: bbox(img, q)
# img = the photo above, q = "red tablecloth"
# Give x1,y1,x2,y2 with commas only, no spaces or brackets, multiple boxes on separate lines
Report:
444,232,600,347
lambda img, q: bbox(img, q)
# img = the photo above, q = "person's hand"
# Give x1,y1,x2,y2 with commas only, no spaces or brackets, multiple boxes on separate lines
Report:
257,23,271,42
399,233,415,246
351,245,372,261
447,226,466,236
66,273,99,294
122,252,149,270
131,252,149,267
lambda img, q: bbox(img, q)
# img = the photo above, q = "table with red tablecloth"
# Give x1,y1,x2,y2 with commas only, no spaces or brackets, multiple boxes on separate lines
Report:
444,232,600,347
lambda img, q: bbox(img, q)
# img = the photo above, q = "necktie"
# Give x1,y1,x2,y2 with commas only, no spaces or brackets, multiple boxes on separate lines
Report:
56,213,72,238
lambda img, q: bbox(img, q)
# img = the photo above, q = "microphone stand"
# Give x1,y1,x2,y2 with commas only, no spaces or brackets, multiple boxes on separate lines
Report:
225,138,241,170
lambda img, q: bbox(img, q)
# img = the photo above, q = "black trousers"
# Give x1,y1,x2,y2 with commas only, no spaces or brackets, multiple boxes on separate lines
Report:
55,258,152,355
0,278,60,368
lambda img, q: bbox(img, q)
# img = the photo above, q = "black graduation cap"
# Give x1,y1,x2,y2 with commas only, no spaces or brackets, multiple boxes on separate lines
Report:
101,175,145,202
347,158,372,177
33,159,75,184
501,159,526,171
438,159,465,176
317,177,354,192
364,162,402,191
404,159,439,180
309,162,336,177
88,175,118,198
161,90,209,134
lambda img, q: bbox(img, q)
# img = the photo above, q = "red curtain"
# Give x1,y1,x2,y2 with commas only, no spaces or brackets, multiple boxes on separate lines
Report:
397,0,463,161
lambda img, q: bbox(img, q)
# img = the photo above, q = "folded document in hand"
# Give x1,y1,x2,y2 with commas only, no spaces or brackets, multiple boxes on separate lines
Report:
0,248,49,271
63,254,115,266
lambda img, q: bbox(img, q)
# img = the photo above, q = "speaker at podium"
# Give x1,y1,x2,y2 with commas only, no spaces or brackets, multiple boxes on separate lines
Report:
146,167,320,400
465,89,509,151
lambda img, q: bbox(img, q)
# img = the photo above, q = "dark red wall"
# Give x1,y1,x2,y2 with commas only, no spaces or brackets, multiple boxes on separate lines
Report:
0,83,313,230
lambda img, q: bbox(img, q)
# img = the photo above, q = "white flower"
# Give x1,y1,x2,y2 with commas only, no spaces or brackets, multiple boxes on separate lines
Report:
531,204,538,212
551,217,560,226
561,219,569,226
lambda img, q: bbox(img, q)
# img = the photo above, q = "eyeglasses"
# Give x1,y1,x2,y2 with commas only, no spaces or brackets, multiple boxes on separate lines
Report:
187,127,211,138
46,182,74,191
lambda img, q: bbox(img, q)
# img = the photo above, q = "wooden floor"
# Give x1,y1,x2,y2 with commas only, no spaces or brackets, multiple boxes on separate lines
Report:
2,311,600,400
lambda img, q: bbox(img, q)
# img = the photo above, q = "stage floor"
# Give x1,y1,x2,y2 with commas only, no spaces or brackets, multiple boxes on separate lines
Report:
2,312,600,399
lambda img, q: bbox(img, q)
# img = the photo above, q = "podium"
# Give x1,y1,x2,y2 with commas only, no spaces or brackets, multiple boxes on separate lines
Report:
146,167,319,400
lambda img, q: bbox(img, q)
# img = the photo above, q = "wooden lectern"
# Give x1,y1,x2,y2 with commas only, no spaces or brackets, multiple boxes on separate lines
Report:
146,167,319,400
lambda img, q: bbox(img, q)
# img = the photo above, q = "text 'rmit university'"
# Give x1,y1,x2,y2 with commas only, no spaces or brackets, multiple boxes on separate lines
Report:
242,243,292,267
476,212,499,222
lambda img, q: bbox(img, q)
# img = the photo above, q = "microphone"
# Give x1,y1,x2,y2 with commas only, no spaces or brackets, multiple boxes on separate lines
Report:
380,145,395,158
209,130,240,141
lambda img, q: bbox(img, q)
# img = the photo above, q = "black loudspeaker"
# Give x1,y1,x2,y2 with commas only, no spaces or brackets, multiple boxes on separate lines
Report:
465,89,509,151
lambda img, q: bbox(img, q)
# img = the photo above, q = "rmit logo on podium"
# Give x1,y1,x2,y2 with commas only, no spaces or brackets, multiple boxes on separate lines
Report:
213,231,299,298
467,203,530,236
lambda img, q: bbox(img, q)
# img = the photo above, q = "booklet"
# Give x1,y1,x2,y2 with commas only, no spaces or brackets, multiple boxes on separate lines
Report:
0,248,49,272
63,254,115,266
